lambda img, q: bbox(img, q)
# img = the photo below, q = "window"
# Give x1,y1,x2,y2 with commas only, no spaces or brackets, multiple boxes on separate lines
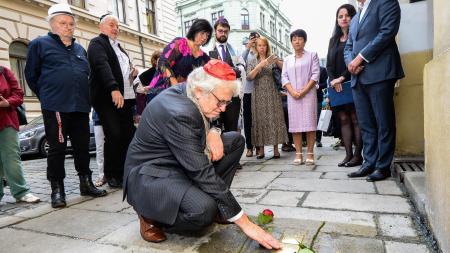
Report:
285,33,290,47
241,8,249,30
145,0,156,34
279,29,282,42
9,41,34,97
269,20,275,36
260,12,265,30
68,0,85,8
211,10,223,25
184,18,197,34
112,0,126,23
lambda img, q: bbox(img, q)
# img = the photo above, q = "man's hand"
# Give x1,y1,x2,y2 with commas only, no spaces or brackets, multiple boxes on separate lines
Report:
111,90,124,108
348,54,364,74
207,130,224,161
234,214,282,250
0,96,10,107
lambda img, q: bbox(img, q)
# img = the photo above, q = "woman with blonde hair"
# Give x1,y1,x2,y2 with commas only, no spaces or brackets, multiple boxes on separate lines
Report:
247,37,287,159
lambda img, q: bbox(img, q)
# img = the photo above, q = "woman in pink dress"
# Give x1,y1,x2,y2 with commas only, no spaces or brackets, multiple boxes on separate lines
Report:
281,29,320,165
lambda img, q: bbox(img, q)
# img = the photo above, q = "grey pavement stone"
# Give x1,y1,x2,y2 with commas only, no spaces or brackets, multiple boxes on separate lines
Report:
14,208,136,240
70,190,130,212
239,164,265,171
261,164,314,171
321,222,378,238
315,155,344,166
279,171,323,179
268,178,376,194
13,203,56,219
385,241,431,253
0,228,123,253
230,189,267,204
403,172,427,217
0,215,26,228
378,214,418,238
196,225,249,253
303,192,411,213
241,204,376,227
315,234,384,253
322,172,365,180
315,165,354,172
231,172,280,189
375,180,403,195
258,190,305,207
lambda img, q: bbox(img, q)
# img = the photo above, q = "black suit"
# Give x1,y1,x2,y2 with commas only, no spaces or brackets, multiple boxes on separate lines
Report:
88,33,135,182
209,45,241,132
124,84,243,231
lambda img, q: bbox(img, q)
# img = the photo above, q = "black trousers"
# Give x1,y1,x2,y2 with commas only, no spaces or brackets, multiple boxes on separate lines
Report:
282,96,293,143
167,132,244,233
316,101,322,142
220,97,241,132
94,99,136,180
42,110,92,181
242,93,253,149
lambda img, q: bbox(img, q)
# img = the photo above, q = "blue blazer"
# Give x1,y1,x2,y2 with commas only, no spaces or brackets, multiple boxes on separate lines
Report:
344,0,404,87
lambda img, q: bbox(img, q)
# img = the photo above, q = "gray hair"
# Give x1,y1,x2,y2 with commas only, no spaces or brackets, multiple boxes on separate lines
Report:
100,15,119,25
187,67,241,97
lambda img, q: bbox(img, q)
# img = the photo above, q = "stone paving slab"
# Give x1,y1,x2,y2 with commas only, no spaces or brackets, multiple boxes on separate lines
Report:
268,178,376,194
315,155,345,166
315,234,384,253
378,214,418,238
230,189,267,204
303,192,411,213
241,204,376,227
70,190,130,213
0,228,123,253
260,164,315,172
375,180,404,195
384,241,431,253
13,208,136,240
278,171,323,179
231,172,280,189
258,190,305,207
315,165,353,172
321,171,366,180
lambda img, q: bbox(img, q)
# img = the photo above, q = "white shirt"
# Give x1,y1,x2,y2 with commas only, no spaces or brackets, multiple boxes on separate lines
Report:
359,0,372,22
109,38,135,100
215,42,228,61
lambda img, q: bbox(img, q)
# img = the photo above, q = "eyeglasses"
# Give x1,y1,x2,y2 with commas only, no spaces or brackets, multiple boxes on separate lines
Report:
217,29,229,34
210,91,232,108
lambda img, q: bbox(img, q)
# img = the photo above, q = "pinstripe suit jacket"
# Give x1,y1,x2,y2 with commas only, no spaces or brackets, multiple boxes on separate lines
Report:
123,83,242,225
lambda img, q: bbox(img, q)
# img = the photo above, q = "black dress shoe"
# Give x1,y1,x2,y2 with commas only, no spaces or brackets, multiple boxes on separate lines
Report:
50,180,66,208
107,177,123,188
366,169,391,182
347,166,374,178
79,175,107,197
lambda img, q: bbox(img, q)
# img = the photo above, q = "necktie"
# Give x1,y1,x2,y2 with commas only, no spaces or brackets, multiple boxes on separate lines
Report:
220,45,226,61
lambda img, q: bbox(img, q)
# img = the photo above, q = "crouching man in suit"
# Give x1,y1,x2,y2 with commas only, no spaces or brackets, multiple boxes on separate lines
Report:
123,60,281,250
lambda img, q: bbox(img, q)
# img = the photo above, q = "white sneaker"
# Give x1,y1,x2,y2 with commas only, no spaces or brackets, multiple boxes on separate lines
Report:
17,193,40,203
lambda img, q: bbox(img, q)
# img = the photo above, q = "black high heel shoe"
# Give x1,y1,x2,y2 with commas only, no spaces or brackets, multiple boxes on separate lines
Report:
345,157,363,167
338,157,352,167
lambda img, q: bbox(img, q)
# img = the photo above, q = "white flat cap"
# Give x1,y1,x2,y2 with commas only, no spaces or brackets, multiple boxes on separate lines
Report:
48,3,73,17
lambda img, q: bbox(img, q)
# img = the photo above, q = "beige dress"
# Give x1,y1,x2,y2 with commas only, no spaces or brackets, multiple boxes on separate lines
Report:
247,58,288,146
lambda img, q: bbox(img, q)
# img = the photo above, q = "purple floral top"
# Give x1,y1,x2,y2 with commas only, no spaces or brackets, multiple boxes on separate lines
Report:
148,37,210,93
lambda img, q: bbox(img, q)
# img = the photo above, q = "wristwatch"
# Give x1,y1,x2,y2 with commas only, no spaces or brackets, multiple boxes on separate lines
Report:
210,127,222,135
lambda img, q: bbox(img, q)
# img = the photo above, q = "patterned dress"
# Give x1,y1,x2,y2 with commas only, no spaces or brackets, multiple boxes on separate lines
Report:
247,58,288,146
281,51,320,132
148,37,210,99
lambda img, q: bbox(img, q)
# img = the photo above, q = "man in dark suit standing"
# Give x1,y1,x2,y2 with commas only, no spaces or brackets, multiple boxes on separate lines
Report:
123,60,281,250
88,15,138,188
209,17,242,132
344,0,404,181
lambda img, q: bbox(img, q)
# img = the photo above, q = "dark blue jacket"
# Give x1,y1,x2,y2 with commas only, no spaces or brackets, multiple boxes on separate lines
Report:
25,32,91,113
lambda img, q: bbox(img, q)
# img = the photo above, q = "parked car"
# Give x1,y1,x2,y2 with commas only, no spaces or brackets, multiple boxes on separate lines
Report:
19,115,96,157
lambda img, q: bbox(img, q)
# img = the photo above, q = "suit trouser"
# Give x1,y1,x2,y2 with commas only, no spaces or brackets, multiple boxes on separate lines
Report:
220,97,241,132
352,80,396,171
42,110,92,180
0,127,30,200
95,99,136,180
282,96,293,143
167,132,245,233
242,93,253,149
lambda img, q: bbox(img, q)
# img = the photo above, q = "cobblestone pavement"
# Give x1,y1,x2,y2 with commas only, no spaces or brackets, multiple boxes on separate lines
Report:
0,137,436,253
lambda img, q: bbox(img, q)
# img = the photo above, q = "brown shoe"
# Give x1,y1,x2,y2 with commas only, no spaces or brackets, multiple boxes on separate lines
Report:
246,149,253,157
139,215,167,243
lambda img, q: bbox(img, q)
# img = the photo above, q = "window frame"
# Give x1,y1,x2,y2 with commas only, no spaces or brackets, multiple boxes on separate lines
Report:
67,0,85,9
241,8,249,30
112,0,127,23
145,0,157,34
9,41,35,98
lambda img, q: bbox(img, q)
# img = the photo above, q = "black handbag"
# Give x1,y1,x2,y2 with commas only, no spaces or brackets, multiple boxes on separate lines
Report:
16,104,28,125
272,66,283,91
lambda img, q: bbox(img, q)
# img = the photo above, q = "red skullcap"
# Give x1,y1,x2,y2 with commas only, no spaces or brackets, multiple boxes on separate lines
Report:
203,59,236,81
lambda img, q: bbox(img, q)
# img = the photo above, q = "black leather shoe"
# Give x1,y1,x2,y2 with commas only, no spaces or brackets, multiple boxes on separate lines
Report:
345,159,363,167
107,177,123,188
50,180,66,208
347,166,374,178
366,169,391,182
79,175,107,197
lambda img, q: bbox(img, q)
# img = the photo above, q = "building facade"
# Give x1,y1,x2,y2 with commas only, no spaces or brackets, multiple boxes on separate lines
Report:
175,0,292,59
0,0,177,118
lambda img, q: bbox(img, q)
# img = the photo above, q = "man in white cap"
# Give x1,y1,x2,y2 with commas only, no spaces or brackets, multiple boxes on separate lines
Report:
25,3,107,208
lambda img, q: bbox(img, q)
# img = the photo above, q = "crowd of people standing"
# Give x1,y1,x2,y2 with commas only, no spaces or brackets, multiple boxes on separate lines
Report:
0,0,404,249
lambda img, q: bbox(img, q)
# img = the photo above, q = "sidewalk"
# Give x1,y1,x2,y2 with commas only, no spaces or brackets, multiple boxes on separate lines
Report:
0,137,433,253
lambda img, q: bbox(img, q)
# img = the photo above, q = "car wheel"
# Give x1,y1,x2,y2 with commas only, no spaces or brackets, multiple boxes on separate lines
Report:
39,138,50,158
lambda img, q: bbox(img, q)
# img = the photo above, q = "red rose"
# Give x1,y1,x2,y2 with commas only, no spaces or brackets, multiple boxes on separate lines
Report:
262,209,274,217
